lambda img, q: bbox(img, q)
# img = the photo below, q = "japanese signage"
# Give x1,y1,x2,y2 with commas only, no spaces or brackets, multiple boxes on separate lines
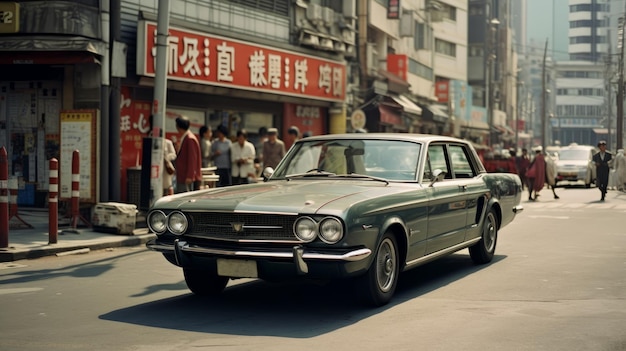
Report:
435,79,449,103
387,54,408,81
387,0,400,19
283,103,326,148
137,21,346,103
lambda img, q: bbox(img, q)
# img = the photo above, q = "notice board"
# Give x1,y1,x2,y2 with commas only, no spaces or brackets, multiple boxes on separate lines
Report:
60,110,98,203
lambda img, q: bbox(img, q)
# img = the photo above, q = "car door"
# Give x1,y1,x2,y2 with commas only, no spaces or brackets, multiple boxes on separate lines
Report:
446,143,488,241
423,143,470,255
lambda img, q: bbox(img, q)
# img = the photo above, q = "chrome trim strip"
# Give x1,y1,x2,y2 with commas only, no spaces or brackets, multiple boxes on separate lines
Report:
403,237,481,270
184,235,302,244
146,241,371,262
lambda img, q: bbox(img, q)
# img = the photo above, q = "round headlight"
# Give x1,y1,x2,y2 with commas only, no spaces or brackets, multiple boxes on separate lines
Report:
319,217,343,244
147,211,167,234
294,216,317,242
167,211,188,235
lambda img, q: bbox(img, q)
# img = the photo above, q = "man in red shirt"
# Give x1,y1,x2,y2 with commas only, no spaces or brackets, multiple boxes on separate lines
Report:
174,116,203,193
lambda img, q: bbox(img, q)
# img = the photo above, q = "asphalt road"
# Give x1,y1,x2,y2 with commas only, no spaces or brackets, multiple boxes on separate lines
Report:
1,187,625,351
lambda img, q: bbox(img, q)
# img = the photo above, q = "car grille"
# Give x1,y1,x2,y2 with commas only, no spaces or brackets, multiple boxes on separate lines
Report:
186,212,299,242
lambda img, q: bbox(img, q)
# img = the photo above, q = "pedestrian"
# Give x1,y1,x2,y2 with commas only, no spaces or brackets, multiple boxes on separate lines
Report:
174,116,203,193
516,148,530,190
231,129,256,185
262,127,286,169
211,125,232,187
615,149,626,191
592,140,612,201
285,125,300,149
507,148,518,174
148,115,177,196
199,125,213,168
163,137,177,195
545,151,559,199
525,146,546,201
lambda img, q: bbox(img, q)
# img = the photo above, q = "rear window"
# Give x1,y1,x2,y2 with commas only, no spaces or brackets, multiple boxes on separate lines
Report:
558,149,590,161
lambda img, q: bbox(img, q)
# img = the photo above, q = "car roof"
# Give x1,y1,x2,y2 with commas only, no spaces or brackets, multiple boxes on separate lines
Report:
297,133,467,144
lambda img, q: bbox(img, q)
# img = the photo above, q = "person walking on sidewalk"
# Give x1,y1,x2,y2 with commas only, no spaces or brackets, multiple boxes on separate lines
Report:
174,116,203,193
545,150,559,199
593,140,612,201
526,146,546,201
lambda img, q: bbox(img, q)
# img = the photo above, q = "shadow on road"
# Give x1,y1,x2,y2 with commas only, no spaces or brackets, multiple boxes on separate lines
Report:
100,252,505,338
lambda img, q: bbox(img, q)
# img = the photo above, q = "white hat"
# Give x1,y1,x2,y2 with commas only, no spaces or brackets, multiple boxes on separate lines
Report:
532,146,543,152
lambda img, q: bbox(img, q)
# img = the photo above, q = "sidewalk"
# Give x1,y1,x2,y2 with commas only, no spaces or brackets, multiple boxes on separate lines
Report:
0,209,155,262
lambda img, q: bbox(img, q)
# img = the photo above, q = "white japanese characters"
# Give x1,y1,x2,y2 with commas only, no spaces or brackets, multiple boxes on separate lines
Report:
146,23,345,101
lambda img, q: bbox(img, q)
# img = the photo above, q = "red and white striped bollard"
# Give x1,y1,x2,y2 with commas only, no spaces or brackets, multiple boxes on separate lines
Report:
0,147,8,248
49,158,59,244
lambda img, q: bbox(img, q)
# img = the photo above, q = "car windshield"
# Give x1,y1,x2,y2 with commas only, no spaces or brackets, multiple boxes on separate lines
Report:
558,149,589,161
271,139,422,181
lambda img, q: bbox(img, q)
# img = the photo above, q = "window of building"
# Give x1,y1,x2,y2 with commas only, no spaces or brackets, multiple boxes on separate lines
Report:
435,39,456,57
229,0,289,16
409,57,433,80
438,3,457,21
414,22,427,50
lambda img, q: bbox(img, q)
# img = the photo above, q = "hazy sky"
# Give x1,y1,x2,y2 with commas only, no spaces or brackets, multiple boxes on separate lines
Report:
526,0,569,60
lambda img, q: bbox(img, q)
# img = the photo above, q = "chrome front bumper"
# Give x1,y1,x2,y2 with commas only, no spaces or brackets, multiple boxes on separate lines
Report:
146,239,372,275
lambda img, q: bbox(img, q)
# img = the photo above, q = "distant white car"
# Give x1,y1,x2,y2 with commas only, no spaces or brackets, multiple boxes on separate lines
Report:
555,144,597,188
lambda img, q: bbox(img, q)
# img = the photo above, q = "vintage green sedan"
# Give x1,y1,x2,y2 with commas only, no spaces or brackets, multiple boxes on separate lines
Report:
146,134,523,306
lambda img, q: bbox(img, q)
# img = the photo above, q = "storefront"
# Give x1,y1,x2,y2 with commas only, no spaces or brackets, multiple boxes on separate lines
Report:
0,1,105,207
119,20,345,203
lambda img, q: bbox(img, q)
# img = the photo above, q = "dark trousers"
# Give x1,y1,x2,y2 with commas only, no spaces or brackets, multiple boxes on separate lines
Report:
216,168,232,187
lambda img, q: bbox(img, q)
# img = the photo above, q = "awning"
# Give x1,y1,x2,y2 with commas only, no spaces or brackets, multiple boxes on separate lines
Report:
0,36,106,56
593,128,608,134
461,120,490,130
0,51,100,65
493,125,509,134
378,69,410,93
420,104,448,123
388,94,422,116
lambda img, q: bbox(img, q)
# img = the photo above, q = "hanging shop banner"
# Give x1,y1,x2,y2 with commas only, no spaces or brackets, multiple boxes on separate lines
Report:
137,20,346,103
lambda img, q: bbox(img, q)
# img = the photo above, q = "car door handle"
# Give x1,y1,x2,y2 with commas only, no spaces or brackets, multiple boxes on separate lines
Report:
459,185,467,192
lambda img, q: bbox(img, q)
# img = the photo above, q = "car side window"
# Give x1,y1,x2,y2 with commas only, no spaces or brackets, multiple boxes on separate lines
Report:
449,145,475,178
426,144,452,179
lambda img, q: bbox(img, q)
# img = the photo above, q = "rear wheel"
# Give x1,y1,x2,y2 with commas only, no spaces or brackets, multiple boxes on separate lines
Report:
469,209,498,264
357,232,400,307
183,268,229,296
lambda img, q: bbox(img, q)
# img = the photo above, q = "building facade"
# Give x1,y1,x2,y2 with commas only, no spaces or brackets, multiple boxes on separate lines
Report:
0,0,356,207
553,0,612,148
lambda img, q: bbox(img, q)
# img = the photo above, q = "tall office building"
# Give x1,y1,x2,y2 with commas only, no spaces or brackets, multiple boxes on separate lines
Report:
553,0,611,147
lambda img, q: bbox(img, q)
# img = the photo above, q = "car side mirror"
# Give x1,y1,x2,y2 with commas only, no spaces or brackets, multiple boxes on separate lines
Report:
429,169,446,187
262,167,274,181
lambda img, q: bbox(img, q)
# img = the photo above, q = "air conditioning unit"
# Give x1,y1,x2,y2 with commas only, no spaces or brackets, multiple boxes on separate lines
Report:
300,31,320,47
307,3,323,25
322,7,334,26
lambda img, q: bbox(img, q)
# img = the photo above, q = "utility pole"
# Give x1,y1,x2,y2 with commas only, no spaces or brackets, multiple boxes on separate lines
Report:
617,15,625,150
515,76,522,149
150,0,171,205
541,39,548,151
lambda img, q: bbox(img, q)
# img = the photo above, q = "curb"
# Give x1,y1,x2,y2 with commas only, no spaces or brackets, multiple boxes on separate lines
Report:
0,233,156,263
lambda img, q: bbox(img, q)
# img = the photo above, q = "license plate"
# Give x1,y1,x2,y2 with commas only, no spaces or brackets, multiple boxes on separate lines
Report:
217,258,258,278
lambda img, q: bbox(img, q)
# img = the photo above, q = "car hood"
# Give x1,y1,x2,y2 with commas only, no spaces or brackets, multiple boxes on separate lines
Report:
152,180,400,214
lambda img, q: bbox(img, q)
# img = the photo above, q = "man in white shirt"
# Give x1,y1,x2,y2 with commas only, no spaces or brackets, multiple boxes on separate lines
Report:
231,129,256,185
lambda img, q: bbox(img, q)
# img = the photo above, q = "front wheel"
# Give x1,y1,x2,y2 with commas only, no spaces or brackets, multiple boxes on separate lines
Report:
357,232,400,307
469,209,498,264
183,268,229,296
